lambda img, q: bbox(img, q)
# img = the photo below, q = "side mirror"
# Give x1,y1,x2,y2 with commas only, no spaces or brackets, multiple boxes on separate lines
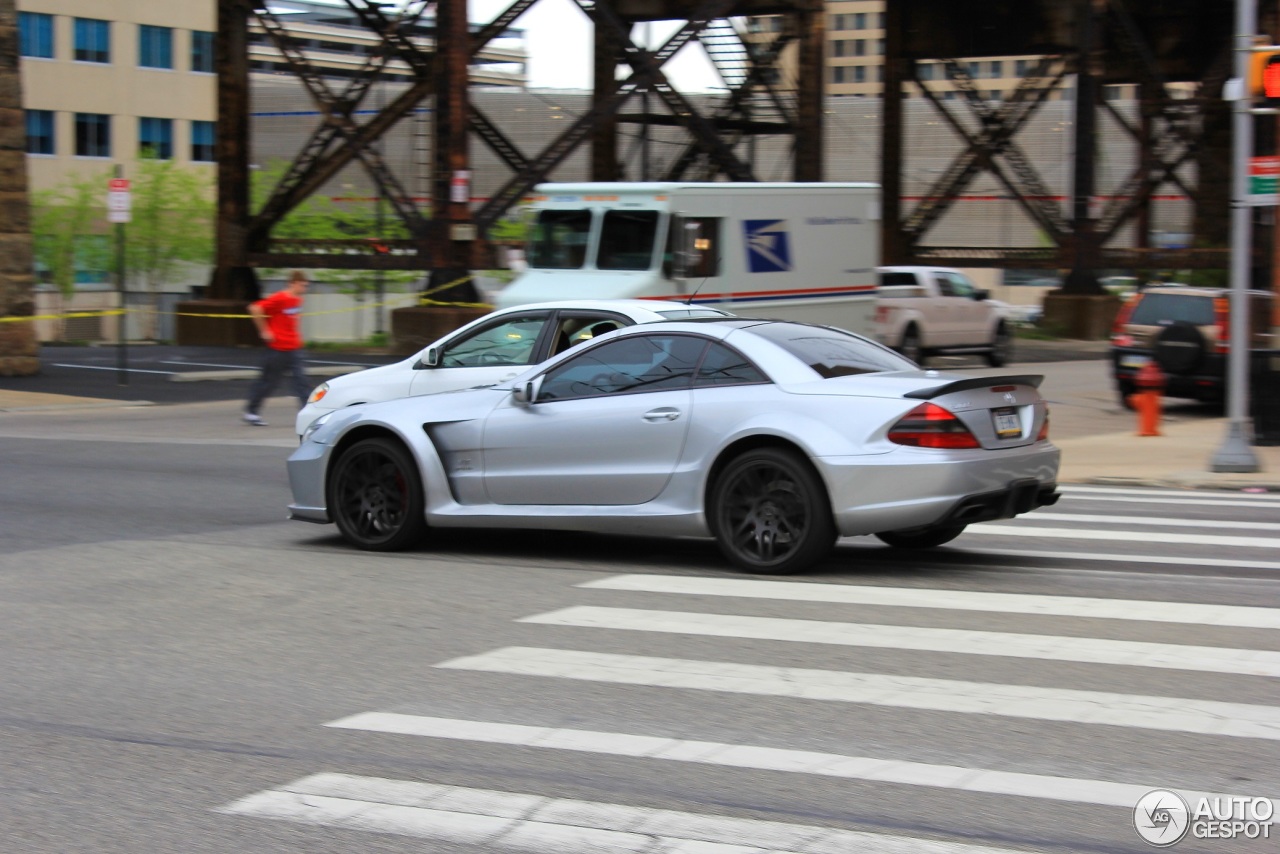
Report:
973,289,990,301
512,376,543,404
421,346,440,368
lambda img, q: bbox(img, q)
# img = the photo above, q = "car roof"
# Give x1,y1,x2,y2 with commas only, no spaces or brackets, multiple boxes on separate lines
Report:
1136,285,1273,298
491,298,726,314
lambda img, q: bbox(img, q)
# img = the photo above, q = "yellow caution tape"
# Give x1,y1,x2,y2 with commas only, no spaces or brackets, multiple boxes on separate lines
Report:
0,309,126,323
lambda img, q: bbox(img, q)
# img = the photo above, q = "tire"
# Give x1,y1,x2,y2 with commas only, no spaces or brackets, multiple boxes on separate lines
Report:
327,437,427,551
985,324,1011,367
899,326,924,366
1116,380,1136,410
1153,321,1205,376
875,524,966,549
709,448,836,575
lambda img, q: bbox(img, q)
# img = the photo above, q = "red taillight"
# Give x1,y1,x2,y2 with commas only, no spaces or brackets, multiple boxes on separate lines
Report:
1037,407,1050,441
888,403,981,449
1213,296,1230,353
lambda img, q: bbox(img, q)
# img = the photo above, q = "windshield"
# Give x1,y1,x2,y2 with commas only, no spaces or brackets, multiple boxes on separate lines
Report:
598,210,660,270
528,210,592,269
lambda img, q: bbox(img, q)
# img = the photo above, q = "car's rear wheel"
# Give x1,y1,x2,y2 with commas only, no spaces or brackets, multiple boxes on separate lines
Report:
328,437,426,551
898,326,925,366
875,524,966,549
985,324,1011,367
709,448,836,575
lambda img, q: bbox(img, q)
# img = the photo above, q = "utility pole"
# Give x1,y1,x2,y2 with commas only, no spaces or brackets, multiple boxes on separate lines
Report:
1211,0,1261,472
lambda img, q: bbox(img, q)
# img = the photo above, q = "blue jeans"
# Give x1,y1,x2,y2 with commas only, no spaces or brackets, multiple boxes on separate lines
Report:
246,348,310,415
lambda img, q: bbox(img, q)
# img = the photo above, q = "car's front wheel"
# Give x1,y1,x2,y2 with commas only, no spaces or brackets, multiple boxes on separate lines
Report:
875,524,966,549
709,448,836,575
328,437,426,551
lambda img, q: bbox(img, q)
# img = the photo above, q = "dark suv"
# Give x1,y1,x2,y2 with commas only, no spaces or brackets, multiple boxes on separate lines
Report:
1110,285,1274,407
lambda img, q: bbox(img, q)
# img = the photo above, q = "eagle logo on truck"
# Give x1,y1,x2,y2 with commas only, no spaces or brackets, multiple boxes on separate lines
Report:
743,220,793,273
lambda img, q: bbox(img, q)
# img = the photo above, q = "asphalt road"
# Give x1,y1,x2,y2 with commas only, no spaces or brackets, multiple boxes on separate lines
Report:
1,403,1277,854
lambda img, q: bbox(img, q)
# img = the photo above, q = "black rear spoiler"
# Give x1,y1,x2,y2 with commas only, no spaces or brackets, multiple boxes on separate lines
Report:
904,374,1045,400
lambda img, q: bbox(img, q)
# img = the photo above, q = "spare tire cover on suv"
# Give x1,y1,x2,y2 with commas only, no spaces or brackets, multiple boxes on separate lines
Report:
1153,321,1206,376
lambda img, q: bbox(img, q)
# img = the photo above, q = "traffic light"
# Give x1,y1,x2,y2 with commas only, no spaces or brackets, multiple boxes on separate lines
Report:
1251,47,1280,109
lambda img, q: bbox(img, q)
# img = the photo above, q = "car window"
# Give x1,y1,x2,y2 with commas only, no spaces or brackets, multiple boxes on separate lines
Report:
749,322,916,378
528,210,592,269
439,315,545,368
539,334,707,400
1129,294,1215,326
694,342,768,386
940,273,977,299
598,210,659,270
548,314,627,356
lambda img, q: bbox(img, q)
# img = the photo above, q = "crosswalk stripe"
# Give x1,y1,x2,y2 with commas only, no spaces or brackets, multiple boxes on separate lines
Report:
581,575,1280,629
1061,485,1280,503
219,772,1042,853
1058,493,1280,509
1028,513,1280,531
437,647,1280,739
965,547,1280,572
326,713,1279,815
963,524,1278,549
519,606,1280,677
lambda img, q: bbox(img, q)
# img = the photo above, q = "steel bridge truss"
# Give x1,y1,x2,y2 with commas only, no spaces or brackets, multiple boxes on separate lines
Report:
215,0,813,291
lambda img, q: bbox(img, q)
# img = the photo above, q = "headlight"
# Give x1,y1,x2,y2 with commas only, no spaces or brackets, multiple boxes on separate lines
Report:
307,382,330,405
301,411,335,444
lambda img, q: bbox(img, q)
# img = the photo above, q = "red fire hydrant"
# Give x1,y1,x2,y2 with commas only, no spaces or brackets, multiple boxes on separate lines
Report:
1130,361,1165,436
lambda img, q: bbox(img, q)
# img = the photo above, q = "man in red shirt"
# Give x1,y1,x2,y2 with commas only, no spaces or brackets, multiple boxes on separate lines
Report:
243,270,310,426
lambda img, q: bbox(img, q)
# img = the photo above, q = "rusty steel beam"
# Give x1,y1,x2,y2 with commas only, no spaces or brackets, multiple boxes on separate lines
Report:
211,0,258,301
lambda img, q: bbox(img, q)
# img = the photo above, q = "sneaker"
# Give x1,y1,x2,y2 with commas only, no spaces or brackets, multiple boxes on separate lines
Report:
242,413,268,427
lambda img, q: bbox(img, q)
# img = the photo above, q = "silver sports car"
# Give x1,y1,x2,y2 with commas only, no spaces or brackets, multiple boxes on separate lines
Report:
287,318,1060,575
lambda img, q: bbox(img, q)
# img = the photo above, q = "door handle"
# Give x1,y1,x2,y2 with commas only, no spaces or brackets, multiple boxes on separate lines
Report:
642,407,681,422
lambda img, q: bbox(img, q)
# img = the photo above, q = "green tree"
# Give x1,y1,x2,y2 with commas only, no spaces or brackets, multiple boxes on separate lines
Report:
31,171,112,340
126,157,215,337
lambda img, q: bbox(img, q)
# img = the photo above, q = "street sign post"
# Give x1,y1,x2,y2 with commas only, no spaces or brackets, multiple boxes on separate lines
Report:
109,170,129,384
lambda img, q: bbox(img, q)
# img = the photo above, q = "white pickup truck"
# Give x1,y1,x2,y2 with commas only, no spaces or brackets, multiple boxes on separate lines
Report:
873,266,1012,366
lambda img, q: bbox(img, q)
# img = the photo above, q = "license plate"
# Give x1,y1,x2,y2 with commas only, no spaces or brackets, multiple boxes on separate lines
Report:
992,407,1022,439
1120,354,1150,368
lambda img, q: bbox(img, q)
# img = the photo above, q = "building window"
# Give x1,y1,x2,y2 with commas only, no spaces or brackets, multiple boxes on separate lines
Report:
918,62,934,81
990,60,1003,78
26,110,55,155
139,117,174,159
74,18,110,63
19,12,54,58
75,113,111,158
139,25,173,69
191,30,214,73
854,66,866,84
1015,59,1030,77
191,120,215,162
968,61,982,79
879,12,887,28
854,39,866,57
832,40,845,58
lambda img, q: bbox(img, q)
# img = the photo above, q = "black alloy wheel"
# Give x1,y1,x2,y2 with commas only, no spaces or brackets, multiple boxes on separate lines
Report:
710,448,836,575
875,523,967,549
328,437,427,550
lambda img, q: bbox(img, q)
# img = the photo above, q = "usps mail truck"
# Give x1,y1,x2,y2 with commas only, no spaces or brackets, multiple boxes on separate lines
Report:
494,182,881,335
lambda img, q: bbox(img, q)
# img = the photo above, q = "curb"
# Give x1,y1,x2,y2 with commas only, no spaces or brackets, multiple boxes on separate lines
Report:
1077,475,1280,493
0,400,156,413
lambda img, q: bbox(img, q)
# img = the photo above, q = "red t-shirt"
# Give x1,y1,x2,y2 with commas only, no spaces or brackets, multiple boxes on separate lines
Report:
254,290,303,351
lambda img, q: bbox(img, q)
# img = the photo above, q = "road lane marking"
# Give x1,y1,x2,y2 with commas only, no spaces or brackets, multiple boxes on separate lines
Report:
1059,493,1280,509
1025,513,1280,531
959,547,1280,572
219,772,1042,853
966,524,1279,549
1061,485,1280,503
436,648,1280,739
48,363,175,375
519,606,1280,677
581,576,1280,629
326,713,1278,814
